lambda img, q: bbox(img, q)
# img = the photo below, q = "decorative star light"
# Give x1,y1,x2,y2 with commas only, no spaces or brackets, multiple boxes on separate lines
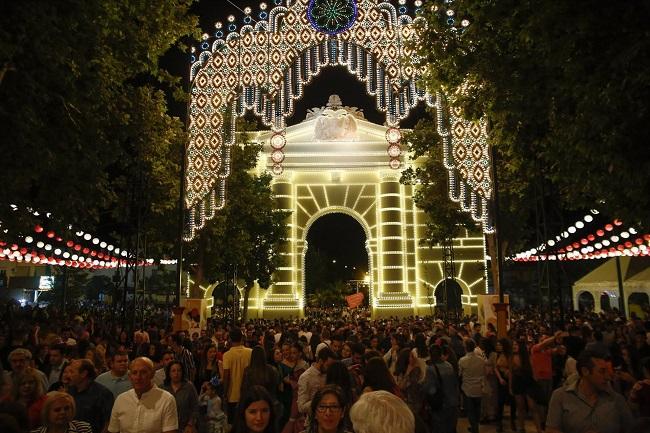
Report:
308,0,358,35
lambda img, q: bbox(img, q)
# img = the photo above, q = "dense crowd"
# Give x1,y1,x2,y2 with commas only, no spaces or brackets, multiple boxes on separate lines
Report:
1,300,650,433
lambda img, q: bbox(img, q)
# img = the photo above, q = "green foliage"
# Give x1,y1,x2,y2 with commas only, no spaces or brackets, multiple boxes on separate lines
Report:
400,115,475,245
413,0,650,229
186,121,290,320
0,0,198,244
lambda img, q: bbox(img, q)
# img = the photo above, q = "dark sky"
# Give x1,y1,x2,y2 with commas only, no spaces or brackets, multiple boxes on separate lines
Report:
306,213,369,277
179,1,425,279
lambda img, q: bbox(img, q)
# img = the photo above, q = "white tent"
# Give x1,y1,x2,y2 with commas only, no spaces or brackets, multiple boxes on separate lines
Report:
572,257,650,316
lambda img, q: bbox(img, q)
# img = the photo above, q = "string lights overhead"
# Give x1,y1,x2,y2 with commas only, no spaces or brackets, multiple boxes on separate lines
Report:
511,210,650,262
185,0,493,240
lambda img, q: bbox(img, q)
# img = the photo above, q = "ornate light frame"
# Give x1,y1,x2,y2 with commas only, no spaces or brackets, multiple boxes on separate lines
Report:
185,0,492,240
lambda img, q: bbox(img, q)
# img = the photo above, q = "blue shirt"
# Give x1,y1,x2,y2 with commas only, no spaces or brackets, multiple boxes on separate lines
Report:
96,370,133,398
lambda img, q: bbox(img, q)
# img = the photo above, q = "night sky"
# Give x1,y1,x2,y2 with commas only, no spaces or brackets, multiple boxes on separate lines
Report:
182,1,425,280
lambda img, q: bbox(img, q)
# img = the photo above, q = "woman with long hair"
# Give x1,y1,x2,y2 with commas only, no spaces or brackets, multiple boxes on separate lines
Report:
510,339,542,433
15,368,48,429
163,360,200,433
197,344,222,391
280,343,309,433
31,391,92,433
84,347,106,374
304,385,351,433
394,348,425,415
325,361,355,408
362,357,401,397
494,338,515,433
232,385,277,433
242,346,280,398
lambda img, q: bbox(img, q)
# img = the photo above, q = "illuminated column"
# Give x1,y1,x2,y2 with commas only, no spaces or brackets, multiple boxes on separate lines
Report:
263,174,300,316
378,172,407,294
402,184,418,303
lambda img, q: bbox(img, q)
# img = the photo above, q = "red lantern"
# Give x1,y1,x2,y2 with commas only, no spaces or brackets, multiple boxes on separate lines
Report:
90,251,96,257
74,244,81,251
66,240,74,247
605,224,613,231
614,219,623,226
596,229,605,236
82,248,90,254
580,239,588,245
46,231,55,238
34,225,43,233
19,247,28,255
587,234,595,241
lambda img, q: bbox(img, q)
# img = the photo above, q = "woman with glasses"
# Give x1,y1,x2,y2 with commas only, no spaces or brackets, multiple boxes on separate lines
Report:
303,385,350,433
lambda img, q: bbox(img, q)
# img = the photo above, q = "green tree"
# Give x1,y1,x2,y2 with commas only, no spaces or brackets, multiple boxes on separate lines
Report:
412,1,650,229
0,0,197,246
186,122,290,322
401,115,475,246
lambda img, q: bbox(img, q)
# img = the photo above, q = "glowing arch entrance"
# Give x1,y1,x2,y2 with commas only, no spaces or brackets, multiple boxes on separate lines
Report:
186,1,492,317
238,95,487,318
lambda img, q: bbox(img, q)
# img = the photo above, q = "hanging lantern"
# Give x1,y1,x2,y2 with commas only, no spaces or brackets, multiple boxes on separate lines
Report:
34,225,43,233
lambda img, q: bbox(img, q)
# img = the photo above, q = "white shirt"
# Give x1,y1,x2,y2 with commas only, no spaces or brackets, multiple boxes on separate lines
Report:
108,385,178,433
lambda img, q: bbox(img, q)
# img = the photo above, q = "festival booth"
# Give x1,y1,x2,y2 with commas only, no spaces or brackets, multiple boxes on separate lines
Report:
572,256,650,317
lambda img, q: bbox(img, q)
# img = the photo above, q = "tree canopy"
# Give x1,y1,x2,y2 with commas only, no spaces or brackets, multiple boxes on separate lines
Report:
185,123,290,321
0,0,198,252
401,114,475,246
413,0,650,230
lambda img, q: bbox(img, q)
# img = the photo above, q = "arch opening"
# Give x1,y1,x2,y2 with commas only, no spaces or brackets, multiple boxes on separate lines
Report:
434,278,463,313
578,291,595,312
304,212,369,308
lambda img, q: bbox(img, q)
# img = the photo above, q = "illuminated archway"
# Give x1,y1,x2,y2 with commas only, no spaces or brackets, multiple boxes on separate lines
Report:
303,211,371,306
185,0,493,241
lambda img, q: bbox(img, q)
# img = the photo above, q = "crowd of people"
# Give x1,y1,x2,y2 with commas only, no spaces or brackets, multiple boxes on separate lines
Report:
1,300,650,433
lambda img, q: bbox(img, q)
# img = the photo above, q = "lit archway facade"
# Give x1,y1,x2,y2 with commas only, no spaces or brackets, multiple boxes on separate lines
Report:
241,98,487,318
186,0,492,317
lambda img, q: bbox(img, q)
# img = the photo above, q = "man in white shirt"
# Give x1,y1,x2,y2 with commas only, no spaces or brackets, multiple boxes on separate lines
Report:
96,351,132,398
458,339,486,433
297,347,336,415
108,357,178,433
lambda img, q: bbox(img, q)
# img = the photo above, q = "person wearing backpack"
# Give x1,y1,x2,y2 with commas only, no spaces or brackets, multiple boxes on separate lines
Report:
425,344,459,433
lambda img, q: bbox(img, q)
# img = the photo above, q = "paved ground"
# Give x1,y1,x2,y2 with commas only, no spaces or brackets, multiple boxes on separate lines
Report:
455,407,541,433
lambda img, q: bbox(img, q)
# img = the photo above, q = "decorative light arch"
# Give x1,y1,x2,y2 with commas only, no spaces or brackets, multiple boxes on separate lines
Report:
185,0,493,240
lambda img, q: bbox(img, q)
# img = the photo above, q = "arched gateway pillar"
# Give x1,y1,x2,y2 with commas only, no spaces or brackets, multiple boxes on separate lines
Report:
374,172,413,316
262,174,301,317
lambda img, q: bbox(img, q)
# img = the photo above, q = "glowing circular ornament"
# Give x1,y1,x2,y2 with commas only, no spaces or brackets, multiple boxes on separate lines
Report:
461,19,470,27
389,158,401,170
271,150,285,163
260,2,267,10
215,21,223,29
387,144,401,158
244,6,252,14
385,127,401,143
272,164,284,175
414,0,423,6
308,0,358,35
227,15,235,22
270,133,286,149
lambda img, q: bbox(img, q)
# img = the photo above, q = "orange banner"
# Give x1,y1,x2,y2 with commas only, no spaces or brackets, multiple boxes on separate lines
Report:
346,292,364,308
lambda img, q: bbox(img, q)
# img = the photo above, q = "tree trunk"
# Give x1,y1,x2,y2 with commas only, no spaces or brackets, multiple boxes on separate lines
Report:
486,232,500,294
241,284,252,323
